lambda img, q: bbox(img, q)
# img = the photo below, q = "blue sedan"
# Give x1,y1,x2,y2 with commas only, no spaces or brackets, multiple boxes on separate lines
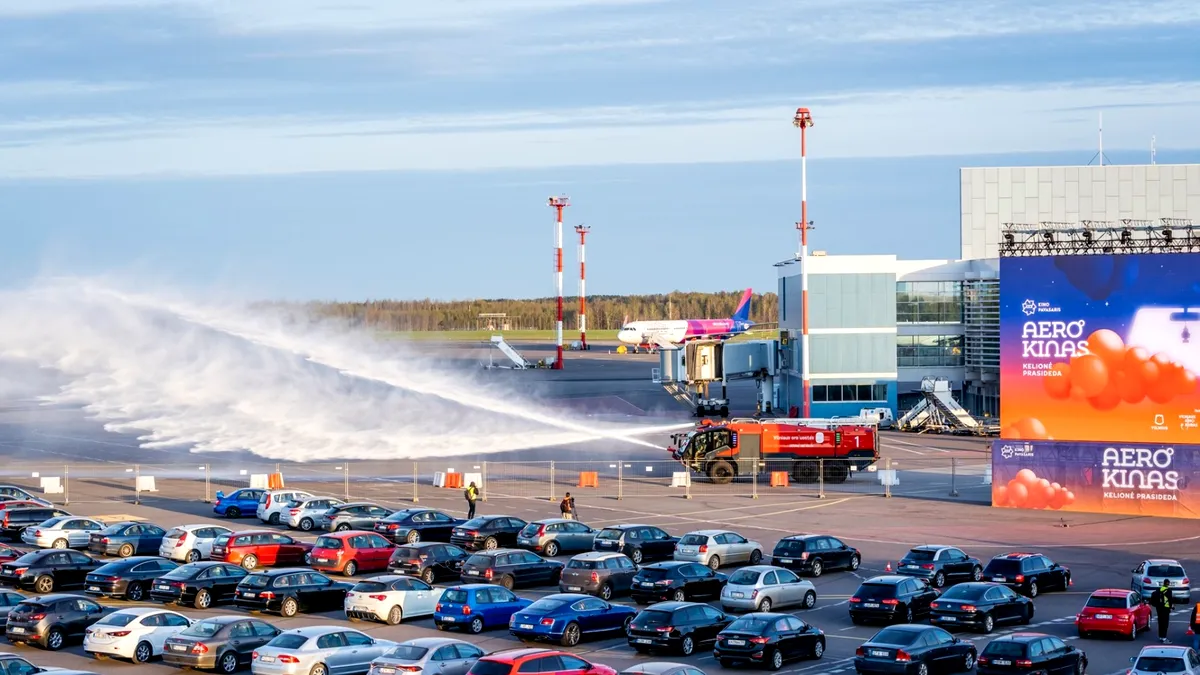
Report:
510,593,637,647
212,488,265,518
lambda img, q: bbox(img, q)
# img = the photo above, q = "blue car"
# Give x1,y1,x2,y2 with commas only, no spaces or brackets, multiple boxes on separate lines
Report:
87,522,167,558
510,593,637,647
212,488,265,518
434,583,531,635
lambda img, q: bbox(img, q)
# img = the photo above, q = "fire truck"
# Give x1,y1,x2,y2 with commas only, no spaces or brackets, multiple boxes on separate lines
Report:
668,417,880,485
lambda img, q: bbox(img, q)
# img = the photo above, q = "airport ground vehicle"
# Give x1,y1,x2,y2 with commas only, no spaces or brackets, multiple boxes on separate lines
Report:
668,418,878,484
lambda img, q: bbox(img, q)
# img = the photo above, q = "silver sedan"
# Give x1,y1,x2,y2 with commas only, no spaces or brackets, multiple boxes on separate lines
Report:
286,498,345,532
674,530,763,570
719,565,817,613
21,516,105,549
251,626,396,675
368,637,485,675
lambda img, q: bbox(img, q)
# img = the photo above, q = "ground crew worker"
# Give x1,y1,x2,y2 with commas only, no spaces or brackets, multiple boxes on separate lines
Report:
559,492,576,520
465,482,478,519
1190,598,1200,651
1151,580,1173,643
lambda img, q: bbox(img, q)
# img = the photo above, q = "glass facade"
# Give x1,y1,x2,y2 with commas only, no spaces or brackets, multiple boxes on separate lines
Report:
812,383,889,403
896,281,963,323
896,335,964,367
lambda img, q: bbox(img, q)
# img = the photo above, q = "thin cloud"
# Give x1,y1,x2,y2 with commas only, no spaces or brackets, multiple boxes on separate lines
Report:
0,80,145,100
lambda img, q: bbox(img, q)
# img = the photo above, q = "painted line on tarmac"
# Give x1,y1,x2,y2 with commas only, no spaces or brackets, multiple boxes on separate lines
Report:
839,532,1200,549
880,441,928,456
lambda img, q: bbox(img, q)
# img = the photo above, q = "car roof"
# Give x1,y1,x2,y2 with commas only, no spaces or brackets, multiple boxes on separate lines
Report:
990,632,1052,643
250,567,313,576
1137,645,1191,657
994,552,1043,559
267,489,309,494
398,542,441,549
182,561,230,568
452,584,500,590
337,502,382,508
731,611,794,620
732,565,782,574
469,548,525,556
274,625,345,638
542,593,592,602
644,561,689,570
196,615,245,624
604,524,650,529
864,575,912,584
532,518,575,524
620,663,686,675
354,575,407,583
640,601,699,612
227,529,276,536
683,530,728,536
101,556,163,565
482,648,561,662
779,534,821,541
178,524,229,530
109,607,169,617
318,530,375,539
1144,558,1182,565
401,637,466,649
910,545,953,551
25,593,85,602
571,552,626,560
1092,588,1133,597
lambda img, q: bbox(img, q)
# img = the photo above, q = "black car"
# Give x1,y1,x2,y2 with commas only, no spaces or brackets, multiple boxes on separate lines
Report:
234,568,353,617
631,562,727,605
450,516,528,551
977,633,1087,674
714,612,826,668
375,509,465,544
459,549,563,589
84,555,178,601
87,522,167,558
771,534,861,577
163,615,280,674
982,552,1071,598
895,545,983,588
855,625,976,673
0,507,71,540
0,549,102,594
149,561,249,609
593,524,679,565
389,542,468,583
628,601,732,656
930,582,1034,633
5,593,109,650
849,575,940,625
0,590,24,633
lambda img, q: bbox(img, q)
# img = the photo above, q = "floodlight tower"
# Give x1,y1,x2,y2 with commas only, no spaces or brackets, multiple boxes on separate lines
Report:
548,196,570,369
575,224,591,350
793,107,814,418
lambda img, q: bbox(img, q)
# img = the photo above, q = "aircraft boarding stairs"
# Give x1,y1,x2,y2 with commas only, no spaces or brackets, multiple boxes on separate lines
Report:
897,377,983,434
486,335,531,369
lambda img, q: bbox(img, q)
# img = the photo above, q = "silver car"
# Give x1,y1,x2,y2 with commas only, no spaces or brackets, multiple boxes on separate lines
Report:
621,664,705,675
256,490,314,526
516,519,597,557
21,516,104,549
1132,559,1192,603
674,530,763,570
251,626,396,675
720,565,817,613
1129,646,1200,674
286,498,345,532
368,638,485,675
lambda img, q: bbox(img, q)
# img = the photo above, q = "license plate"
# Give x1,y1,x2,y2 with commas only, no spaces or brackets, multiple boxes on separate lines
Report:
315,558,329,564
779,558,793,564
863,602,880,608
157,584,170,591
242,592,256,597
993,576,1005,581
994,660,1011,666
567,586,581,591
635,638,652,644
353,606,369,612
733,592,744,598
260,656,276,663
519,624,533,630
455,530,464,535
9,627,23,634
88,586,100,592
171,643,187,651
380,669,397,675
870,649,888,657
940,616,956,622
726,639,745,646
904,564,919,569
467,570,479,575
682,548,694,554
1096,613,1112,619
641,582,654,587
443,616,456,622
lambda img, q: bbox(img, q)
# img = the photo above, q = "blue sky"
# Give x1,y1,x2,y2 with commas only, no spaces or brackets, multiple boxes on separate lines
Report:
2,0,1200,302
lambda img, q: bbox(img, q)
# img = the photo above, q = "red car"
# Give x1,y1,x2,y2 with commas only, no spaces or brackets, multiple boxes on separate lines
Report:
1076,588,1152,639
471,648,617,675
210,530,313,571
309,531,394,576
0,501,43,512
0,545,25,563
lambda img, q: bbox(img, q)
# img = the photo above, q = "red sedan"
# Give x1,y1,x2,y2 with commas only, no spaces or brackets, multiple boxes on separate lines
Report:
0,545,25,563
309,531,395,576
209,530,313,571
1076,588,1152,639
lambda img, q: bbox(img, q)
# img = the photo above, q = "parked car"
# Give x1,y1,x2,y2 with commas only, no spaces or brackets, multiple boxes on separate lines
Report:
977,633,1087,674
0,487,50,505
853,625,976,674
593,525,679,565
929,582,1034,633
619,664,704,675
284,497,344,532
459,549,563,590
212,488,265,519
162,615,280,674
376,508,465,544
713,612,827,668
631,562,727,605
1,507,71,541
434,584,532,634
466,648,616,675
389,542,468,584
674,530,762,570
234,568,352,617
0,589,26,632
559,552,638,600
895,545,983,588
87,522,167,558
159,524,234,564
849,575,940,625
251,626,396,675
628,601,732,656
516,519,597,557
1128,646,1200,675
720,565,817,613
310,531,394,576
510,593,637,646
0,653,91,675
1075,588,1152,639
450,516,528,551
1132,558,1191,604
256,489,314,526
5,593,109,650
85,555,178,601
210,530,313,571
0,546,26,563
0,548,102,593
325,502,395,533
368,638,485,675
149,561,250,609
82,606,193,663
20,517,104,550
0,501,48,512
770,534,861,577
983,552,1071,598
344,574,440,625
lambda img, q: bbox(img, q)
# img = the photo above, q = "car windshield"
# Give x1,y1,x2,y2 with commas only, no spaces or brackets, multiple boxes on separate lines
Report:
857,583,898,598
182,621,224,637
904,549,936,561
636,568,668,580
314,537,343,550
352,580,388,593
871,627,922,646
1133,656,1186,672
1086,596,1126,608
527,598,568,612
385,645,430,660
13,552,44,565
268,634,309,650
100,524,129,535
395,547,424,560
94,562,130,575
938,585,986,600
519,523,542,537
95,613,139,627
242,575,271,588
460,518,490,529
1148,565,1186,577
567,559,600,570
442,589,468,604
725,618,769,633
984,559,1021,574
773,540,807,554
635,610,672,626
465,555,494,568
384,510,415,522
165,528,187,539
40,517,68,527
469,661,513,675
679,534,709,546
981,641,1025,657
728,570,761,585
595,528,623,540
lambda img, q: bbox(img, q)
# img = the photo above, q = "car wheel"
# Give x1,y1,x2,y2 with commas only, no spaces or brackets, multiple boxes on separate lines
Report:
933,572,946,588
218,651,239,674
241,554,259,570
971,566,983,581
1028,580,1038,598
186,549,202,563
126,582,145,601
810,560,823,578
1074,657,1084,674
344,561,358,577
672,589,686,602
630,549,643,564
194,588,212,609
749,549,762,565
46,627,65,651
500,575,515,590
903,606,914,623
850,555,861,571
118,543,135,558
407,530,421,544
484,537,499,550
803,591,816,609
600,583,613,601
680,635,695,655
980,613,994,633
708,555,721,570
562,622,582,647
812,639,824,659
962,650,975,671
300,518,314,532
758,597,773,612
134,640,153,663
336,523,350,532
226,507,240,518
269,512,281,525
915,663,928,675
622,615,633,635
281,597,299,617
1128,621,1138,640
544,541,560,557
422,568,436,584
769,648,783,670
470,616,484,634
34,575,54,593
310,664,328,675
52,538,68,549
387,605,403,625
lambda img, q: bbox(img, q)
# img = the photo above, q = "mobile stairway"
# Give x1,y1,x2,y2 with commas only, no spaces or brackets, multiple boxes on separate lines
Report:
897,377,989,435
486,335,531,369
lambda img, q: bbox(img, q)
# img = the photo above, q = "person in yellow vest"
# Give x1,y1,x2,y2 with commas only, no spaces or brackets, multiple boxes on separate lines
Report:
1151,580,1173,643
1190,600,1200,651
464,482,478,519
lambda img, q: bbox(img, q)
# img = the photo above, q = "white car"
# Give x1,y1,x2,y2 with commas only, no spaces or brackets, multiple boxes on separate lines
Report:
0,486,51,506
286,497,345,532
257,490,313,525
84,606,193,663
344,574,440,625
1129,645,1200,674
20,516,105,549
159,525,234,563
251,626,396,675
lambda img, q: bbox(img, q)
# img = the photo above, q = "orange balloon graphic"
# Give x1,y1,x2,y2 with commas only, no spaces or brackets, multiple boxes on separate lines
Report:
1064,490,1076,505
993,484,1009,507
1070,353,1109,398
1002,425,1022,440
1025,480,1049,509
1087,329,1126,368
1148,370,1177,404
1012,418,1049,440
1115,368,1147,404
1183,370,1198,396
1089,377,1122,411
1125,345,1151,370
1007,479,1030,508
1048,487,1068,510
1043,362,1072,399
1139,358,1161,391
1015,468,1039,487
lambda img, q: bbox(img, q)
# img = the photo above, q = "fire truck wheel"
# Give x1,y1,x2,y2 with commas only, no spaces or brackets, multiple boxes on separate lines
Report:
708,461,735,484
719,406,729,417
792,461,819,484
824,462,850,484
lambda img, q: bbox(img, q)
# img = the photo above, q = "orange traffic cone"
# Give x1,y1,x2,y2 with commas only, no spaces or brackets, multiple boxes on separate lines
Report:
885,562,892,573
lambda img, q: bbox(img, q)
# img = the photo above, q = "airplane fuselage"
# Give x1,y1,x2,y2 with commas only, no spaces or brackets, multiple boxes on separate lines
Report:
617,318,749,347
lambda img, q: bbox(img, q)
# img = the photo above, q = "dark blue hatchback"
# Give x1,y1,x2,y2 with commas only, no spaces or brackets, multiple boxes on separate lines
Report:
212,489,265,518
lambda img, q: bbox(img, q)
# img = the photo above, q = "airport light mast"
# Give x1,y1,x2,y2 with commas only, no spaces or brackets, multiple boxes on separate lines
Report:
575,223,591,350
549,196,570,369
793,107,814,417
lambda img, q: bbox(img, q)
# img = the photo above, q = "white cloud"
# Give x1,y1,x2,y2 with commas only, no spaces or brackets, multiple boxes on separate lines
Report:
1,81,1195,179
0,80,144,100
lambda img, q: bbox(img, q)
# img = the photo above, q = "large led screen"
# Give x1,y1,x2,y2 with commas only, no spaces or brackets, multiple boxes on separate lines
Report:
1001,253,1200,444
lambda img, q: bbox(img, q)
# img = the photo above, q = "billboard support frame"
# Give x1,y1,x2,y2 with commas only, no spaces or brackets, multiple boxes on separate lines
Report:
1001,218,1196,257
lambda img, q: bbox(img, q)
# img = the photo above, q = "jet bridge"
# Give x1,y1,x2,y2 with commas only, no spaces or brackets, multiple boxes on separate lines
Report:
654,339,782,417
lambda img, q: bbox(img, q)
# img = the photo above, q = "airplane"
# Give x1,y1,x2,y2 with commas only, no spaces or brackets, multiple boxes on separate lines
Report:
616,289,769,349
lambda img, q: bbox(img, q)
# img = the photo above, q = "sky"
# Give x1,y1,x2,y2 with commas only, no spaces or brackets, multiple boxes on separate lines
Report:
2,0,1200,302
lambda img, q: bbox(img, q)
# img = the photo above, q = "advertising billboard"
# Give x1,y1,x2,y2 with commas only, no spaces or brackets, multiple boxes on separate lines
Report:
1000,253,1200,444
992,439,1200,519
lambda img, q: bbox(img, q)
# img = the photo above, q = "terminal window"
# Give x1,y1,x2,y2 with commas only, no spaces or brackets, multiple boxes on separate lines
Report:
896,281,963,323
897,335,964,367
812,384,888,402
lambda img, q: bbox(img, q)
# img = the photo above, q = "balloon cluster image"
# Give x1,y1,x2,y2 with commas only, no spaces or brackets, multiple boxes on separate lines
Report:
994,468,1076,510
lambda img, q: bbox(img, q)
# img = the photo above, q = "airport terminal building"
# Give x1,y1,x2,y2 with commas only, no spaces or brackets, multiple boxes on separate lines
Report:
776,163,1200,419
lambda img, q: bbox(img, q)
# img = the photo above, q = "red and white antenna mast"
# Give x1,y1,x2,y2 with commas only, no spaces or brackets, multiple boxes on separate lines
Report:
548,196,570,369
575,223,591,350
793,107,814,417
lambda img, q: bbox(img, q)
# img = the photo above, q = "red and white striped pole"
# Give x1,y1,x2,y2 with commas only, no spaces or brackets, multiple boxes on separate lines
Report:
793,108,814,417
575,224,590,350
549,196,569,369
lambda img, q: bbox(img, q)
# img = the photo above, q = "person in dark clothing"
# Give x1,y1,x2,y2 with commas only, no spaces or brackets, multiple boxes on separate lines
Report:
559,492,576,520
465,482,478,519
1151,581,1173,643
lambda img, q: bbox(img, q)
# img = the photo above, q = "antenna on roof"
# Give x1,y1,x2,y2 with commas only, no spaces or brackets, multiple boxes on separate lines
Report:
1151,135,1157,165
1087,112,1111,166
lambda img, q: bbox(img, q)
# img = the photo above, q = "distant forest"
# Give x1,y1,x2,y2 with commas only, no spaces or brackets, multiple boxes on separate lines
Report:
305,291,780,332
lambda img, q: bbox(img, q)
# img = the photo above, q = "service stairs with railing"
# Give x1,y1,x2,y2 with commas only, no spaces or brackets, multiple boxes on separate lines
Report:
490,335,530,369
897,377,981,432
